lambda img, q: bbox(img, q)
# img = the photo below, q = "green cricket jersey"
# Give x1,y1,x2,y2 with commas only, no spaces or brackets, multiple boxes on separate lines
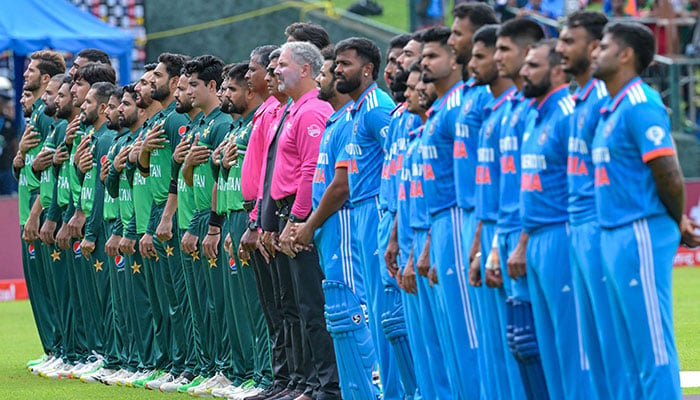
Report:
39,119,67,209
225,109,256,212
148,101,189,205
191,107,231,212
18,99,53,225
103,128,129,221
177,112,202,231
81,124,116,242
131,119,155,234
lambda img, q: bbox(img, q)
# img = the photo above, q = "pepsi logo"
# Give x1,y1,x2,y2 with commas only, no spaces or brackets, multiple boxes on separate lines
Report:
101,155,108,165
28,243,35,256
229,257,237,272
115,254,125,269
179,126,187,136
73,241,82,255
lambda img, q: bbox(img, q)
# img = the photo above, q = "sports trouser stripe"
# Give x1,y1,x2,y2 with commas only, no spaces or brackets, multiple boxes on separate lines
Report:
634,219,668,366
451,207,479,349
572,281,590,371
339,208,355,292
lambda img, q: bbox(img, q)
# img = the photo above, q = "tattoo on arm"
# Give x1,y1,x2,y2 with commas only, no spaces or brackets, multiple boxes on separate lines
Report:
648,155,685,225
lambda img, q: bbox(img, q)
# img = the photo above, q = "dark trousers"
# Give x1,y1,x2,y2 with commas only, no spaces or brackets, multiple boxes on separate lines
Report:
278,208,340,400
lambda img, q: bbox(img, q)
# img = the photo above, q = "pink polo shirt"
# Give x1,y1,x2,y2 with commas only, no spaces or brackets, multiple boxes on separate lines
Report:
256,99,288,207
271,88,332,219
241,96,279,203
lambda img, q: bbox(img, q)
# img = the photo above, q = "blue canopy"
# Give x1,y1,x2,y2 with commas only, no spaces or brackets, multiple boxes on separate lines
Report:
0,0,133,133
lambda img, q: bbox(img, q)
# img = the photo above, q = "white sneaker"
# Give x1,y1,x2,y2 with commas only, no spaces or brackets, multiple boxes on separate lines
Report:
29,355,55,374
35,356,62,376
211,384,241,398
38,358,66,378
193,373,232,397
146,372,175,390
103,369,130,386
232,386,263,400
44,361,73,379
160,374,186,392
124,369,150,387
188,375,216,395
80,368,115,384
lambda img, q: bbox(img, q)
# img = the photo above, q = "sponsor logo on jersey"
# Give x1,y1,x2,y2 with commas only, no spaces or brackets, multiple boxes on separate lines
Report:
229,257,237,272
115,254,125,269
73,241,81,256
28,243,35,256
307,124,321,138
462,98,473,114
645,126,665,146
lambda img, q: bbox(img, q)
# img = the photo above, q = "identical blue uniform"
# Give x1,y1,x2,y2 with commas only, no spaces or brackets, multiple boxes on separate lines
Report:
592,77,681,400
474,86,526,400
568,78,631,400
423,80,481,400
521,84,592,400
313,101,379,400
343,83,409,400
406,128,456,400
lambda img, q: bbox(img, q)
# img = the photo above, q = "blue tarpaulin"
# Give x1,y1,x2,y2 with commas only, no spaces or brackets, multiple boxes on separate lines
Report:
0,0,134,129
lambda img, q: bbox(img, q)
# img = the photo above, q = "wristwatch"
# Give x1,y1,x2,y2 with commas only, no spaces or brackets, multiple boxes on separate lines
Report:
247,220,257,231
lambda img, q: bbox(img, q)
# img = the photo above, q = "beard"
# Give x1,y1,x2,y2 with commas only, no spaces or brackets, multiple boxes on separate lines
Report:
475,68,499,86
522,75,551,98
23,77,41,92
106,117,120,131
56,104,73,120
43,102,57,117
220,98,233,114
229,100,247,115
81,109,98,126
317,82,336,102
175,100,193,114
136,94,152,109
390,69,408,102
335,73,362,94
119,112,138,129
564,56,590,76
150,84,170,102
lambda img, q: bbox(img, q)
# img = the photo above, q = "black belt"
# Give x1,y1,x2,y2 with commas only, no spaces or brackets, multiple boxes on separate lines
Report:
274,194,296,209
243,199,256,212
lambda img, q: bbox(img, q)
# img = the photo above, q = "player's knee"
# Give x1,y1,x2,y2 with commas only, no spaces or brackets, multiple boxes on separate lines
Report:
323,280,367,335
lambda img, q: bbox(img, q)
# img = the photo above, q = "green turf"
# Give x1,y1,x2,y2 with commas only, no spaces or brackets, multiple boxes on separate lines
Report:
1,267,699,397
0,300,163,400
330,0,412,31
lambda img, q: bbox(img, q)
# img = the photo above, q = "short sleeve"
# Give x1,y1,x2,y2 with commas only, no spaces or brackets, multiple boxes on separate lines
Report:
625,103,675,163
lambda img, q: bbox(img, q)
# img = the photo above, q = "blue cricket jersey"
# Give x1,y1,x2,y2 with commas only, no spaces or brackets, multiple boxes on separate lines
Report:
397,127,420,255
421,80,465,216
312,101,354,209
520,84,575,232
380,103,402,212
454,79,493,210
568,78,609,225
497,92,533,234
475,86,517,223
409,127,430,230
342,83,396,204
592,77,676,229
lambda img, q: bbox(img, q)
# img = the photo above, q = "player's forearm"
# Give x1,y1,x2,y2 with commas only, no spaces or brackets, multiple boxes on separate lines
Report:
649,155,685,225
137,151,151,177
306,180,349,231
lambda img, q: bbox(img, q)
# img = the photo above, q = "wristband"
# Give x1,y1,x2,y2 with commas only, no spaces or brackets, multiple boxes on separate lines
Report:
209,211,225,228
137,161,150,174
288,213,307,223
168,178,178,194
247,219,257,231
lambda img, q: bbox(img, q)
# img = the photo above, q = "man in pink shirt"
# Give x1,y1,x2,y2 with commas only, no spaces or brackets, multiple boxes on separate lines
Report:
272,41,340,400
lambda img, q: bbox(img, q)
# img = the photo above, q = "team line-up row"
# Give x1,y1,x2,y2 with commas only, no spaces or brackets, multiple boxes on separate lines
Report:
15,5,700,400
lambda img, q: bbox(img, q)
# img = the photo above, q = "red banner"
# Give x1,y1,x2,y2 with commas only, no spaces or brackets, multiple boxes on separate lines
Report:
675,179,700,267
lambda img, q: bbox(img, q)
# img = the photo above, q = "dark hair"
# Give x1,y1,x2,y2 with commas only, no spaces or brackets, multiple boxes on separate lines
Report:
566,11,608,41
321,45,336,61
389,33,412,50
226,62,249,85
532,38,563,68
74,63,116,85
250,45,278,68
90,82,116,104
419,26,452,47
77,49,111,65
184,55,225,89
222,63,234,79
144,63,157,72
603,21,655,74
158,52,188,78
285,22,331,50
452,3,499,30
269,48,282,61
473,24,499,48
61,75,73,85
497,18,545,49
335,37,382,80
50,73,66,84
123,83,137,101
29,50,66,77
111,86,124,101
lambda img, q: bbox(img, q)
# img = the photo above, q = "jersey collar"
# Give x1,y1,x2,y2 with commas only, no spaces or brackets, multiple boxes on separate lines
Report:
353,82,378,112
427,80,465,118
535,84,570,121
488,86,517,112
601,77,642,114
328,100,353,126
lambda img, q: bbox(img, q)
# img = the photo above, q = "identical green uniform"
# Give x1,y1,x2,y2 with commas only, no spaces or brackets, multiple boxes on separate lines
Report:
79,123,118,369
19,99,58,357
106,127,159,371
220,109,272,386
144,101,194,376
188,107,232,376
176,112,211,377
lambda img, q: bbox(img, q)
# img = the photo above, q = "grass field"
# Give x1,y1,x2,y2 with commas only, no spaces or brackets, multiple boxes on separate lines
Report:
1,267,699,398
